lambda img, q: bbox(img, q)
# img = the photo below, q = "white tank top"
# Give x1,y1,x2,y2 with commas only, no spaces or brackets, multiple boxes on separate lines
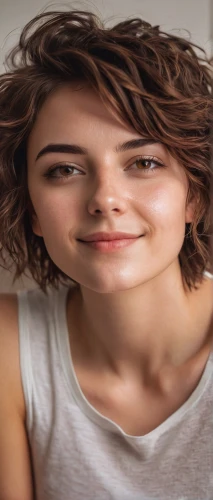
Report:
17,280,213,500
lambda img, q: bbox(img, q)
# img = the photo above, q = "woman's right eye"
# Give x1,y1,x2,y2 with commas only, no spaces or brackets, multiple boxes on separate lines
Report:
43,164,82,180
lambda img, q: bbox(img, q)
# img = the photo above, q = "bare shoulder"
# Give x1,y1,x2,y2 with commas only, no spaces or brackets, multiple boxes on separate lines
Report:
0,291,18,320
0,292,34,498
0,292,19,341
0,292,24,417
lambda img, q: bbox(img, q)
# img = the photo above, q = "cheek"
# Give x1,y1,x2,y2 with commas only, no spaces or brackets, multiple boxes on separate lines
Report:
141,184,187,231
29,186,79,240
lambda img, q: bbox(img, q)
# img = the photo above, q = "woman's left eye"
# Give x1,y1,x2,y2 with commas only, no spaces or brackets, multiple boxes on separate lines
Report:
129,156,165,172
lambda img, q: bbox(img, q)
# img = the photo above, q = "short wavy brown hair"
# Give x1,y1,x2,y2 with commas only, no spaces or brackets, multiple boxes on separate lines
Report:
0,9,213,293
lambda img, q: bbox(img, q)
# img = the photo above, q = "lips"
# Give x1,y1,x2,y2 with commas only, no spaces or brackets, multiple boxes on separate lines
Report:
78,232,141,242
77,232,143,253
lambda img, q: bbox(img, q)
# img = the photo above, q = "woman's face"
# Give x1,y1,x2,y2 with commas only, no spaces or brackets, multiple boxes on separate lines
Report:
27,84,196,293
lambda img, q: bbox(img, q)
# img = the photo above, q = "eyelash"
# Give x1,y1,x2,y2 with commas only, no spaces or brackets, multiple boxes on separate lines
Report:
43,156,165,182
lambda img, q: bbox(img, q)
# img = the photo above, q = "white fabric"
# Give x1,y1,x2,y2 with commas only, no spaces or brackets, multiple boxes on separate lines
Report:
17,276,213,500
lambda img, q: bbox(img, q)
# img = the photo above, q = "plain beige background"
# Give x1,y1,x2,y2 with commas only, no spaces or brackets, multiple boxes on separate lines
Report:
0,0,213,292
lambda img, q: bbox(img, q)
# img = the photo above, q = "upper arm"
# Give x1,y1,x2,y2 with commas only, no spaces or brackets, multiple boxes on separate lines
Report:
0,293,34,500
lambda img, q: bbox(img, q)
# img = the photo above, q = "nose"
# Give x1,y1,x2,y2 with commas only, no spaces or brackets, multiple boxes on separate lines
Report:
86,176,127,217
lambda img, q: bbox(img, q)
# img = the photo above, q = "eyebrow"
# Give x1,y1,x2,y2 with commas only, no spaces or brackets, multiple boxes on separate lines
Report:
35,138,159,162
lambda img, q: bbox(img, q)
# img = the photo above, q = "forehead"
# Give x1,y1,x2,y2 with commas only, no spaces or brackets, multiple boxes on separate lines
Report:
28,83,135,145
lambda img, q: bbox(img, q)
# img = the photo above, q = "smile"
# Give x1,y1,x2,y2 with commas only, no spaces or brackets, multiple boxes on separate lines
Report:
78,236,143,252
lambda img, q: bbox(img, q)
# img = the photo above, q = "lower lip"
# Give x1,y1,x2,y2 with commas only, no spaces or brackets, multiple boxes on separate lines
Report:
78,237,141,252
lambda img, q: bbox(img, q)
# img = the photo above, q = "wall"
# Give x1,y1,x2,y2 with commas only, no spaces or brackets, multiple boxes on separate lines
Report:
0,0,212,291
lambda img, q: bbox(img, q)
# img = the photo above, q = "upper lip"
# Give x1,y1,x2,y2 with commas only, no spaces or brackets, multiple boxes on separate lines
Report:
78,232,141,242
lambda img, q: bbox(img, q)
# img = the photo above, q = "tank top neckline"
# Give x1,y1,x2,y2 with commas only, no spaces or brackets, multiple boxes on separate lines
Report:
54,283,213,443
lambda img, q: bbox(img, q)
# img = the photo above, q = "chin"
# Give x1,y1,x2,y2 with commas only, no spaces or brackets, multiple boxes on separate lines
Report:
72,272,148,294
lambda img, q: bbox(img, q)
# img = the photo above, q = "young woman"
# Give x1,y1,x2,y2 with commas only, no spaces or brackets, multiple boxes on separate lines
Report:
0,9,213,500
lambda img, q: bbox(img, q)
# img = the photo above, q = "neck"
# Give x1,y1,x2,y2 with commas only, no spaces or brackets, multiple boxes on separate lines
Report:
68,264,213,382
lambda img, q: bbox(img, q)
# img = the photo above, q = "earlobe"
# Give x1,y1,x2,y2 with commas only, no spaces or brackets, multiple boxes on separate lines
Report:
28,200,43,237
31,214,43,237
185,190,198,224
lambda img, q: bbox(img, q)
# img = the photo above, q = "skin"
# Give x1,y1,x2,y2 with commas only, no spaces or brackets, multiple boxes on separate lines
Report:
27,83,213,433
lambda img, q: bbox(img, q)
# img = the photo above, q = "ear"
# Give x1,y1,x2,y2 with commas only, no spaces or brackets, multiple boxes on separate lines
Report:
28,200,43,237
31,213,43,237
185,191,198,224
